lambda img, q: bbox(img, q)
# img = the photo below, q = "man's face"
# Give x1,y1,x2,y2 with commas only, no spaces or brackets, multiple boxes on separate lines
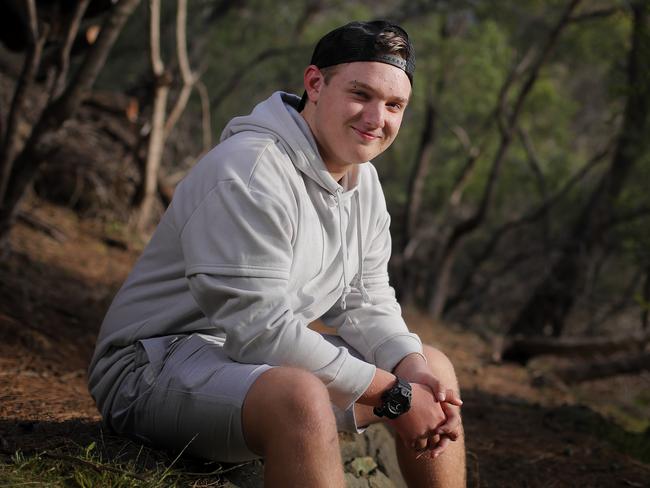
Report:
303,61,411,178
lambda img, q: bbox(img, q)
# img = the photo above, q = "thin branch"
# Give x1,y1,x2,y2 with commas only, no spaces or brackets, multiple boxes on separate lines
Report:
195,80,212,153
149,0,164,77
164,0,195,138
642,265,650,330
517,127,547,200
50,0,91,101
210,46,297,110
447,44,537,209
608,205,650,228
589,269,643,331
568,6,625,23
137,0,169,231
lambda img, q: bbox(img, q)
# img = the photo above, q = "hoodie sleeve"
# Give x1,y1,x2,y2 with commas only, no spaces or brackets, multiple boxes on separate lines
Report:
321,207,424,373
180,179,375,410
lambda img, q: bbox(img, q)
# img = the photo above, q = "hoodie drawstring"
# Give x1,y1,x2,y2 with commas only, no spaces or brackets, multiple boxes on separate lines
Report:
338,189,371,310
353,191,371,306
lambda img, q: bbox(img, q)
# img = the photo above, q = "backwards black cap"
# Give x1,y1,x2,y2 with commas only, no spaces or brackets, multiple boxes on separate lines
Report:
310,20,415,83
299,20,415,110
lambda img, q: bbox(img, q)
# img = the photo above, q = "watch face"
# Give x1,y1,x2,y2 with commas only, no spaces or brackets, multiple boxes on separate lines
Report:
387,399,406,416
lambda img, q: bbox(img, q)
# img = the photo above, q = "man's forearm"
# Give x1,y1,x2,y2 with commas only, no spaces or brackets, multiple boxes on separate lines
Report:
356,366,396,407
357,352,429,407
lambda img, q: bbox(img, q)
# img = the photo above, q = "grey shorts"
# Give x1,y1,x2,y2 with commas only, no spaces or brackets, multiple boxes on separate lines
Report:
107,333,363,463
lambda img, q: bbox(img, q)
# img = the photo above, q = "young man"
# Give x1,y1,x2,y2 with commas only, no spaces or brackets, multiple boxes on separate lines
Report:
88,20,465,487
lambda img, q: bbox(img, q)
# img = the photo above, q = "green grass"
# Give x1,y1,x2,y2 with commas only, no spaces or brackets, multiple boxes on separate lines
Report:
0,440,243,487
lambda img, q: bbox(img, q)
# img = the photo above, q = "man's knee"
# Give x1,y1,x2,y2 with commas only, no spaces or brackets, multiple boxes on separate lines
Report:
242,367,336,454
422,344,459,389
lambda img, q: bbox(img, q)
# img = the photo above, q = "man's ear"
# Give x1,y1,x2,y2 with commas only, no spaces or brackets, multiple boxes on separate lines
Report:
303,65,325,104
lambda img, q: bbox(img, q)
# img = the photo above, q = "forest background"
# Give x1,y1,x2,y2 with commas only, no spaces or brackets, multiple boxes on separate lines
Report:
0,0,649,486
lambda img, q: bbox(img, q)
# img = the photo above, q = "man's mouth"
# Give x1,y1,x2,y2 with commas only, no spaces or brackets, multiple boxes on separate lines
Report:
352,127,380,141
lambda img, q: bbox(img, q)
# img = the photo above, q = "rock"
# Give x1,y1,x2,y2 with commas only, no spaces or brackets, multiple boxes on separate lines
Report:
365,424,407,488
347,456,377,477
368,469,395,488
221,425,405,487
339,431,368,460
345,472,371,487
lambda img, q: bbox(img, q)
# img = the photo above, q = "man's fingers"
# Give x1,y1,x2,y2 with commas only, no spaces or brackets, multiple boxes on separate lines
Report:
437,402,462,440
412,436,429,453
443,388,463,406
437,424,460,441
430,436,451,458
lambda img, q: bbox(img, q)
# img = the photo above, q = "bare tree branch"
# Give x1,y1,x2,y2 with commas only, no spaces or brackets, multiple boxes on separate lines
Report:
49,0,91,101
195,80,212,153
137,0,170,231
0,0,142,243
0,0,45,203
210,46,297,111
568,6,625,23
517,127,547,200
163,0,195,139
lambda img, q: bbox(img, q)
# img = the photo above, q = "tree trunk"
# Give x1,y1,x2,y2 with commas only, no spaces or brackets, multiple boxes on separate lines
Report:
507,2,650,338
0,0,141,246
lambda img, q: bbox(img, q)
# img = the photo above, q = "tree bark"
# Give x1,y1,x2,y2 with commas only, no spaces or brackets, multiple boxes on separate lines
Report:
0,0,142,245
507,2,650,338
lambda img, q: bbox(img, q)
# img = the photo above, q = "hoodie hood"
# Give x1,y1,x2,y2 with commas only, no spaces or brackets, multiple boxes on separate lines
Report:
221,91,357,195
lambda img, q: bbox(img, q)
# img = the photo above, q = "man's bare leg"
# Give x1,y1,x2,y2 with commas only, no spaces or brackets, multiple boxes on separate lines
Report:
242,367,345,488
355,345,466,488
395,421,466,488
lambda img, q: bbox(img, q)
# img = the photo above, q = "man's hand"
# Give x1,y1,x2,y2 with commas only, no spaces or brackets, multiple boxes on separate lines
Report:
394,353,463,405
392,353,463,458
388,382,447,454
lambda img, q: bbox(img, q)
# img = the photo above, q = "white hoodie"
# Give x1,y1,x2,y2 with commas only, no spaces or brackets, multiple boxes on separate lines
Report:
88,92,423,416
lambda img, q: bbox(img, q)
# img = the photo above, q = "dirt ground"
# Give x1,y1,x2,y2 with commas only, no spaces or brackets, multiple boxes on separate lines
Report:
1,200,649,487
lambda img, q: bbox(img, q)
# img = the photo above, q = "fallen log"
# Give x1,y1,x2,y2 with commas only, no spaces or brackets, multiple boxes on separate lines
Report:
501,332,650,364
554,351,650,383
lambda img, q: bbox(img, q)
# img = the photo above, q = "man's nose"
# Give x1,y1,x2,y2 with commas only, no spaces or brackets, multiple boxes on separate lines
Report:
362,102,385,128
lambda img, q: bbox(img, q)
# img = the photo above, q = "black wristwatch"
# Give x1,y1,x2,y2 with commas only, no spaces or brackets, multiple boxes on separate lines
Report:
373,376,412,419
